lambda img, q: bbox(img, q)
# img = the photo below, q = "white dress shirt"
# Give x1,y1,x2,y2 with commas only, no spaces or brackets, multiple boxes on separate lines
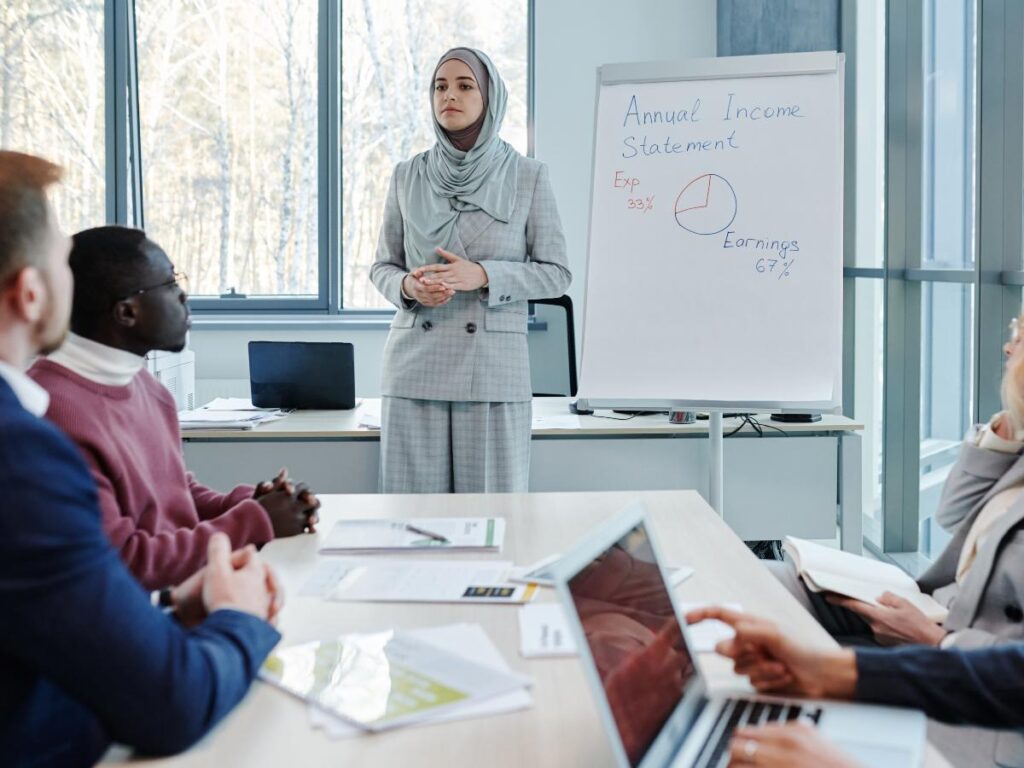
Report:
0,358,49,416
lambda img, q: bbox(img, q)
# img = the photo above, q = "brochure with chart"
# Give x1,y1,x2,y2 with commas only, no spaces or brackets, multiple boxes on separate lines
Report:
319,518,506,554
308,623,533,739
261,630,530,731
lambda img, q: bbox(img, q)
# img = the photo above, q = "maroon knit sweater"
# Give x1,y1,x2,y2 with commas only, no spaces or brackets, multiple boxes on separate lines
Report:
28,359,274,589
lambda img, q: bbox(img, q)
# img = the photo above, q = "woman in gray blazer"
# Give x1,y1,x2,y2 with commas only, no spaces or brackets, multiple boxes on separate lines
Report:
370,47,571,493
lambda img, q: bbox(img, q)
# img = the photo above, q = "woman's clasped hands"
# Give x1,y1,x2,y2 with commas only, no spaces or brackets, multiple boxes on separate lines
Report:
403,247,489,306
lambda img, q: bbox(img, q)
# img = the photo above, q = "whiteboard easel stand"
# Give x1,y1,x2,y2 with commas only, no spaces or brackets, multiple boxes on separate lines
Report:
575,51,845,525
708,411,724,516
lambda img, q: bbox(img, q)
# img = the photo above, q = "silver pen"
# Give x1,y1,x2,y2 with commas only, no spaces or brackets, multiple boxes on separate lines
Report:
403,523,450,544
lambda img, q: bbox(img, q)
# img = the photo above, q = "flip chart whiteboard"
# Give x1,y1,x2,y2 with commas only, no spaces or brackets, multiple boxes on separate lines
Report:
577,52,844,411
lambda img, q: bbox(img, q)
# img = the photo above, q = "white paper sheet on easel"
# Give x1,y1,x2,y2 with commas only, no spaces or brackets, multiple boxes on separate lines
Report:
309,623,532,738
518,602,742,658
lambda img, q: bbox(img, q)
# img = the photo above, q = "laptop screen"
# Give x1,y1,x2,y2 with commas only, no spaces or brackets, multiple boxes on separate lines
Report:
567,521,696,767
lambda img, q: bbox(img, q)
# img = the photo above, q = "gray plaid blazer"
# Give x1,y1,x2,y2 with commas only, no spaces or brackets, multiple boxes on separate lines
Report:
370,155,571,402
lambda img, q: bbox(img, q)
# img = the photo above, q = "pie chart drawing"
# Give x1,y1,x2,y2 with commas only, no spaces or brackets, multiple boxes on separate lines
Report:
674,173,737,235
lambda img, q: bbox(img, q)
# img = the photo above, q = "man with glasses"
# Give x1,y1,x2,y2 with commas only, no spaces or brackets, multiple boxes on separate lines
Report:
29,226,320,590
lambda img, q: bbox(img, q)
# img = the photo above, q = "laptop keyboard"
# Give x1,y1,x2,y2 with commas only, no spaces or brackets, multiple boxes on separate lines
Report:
690,698,823,768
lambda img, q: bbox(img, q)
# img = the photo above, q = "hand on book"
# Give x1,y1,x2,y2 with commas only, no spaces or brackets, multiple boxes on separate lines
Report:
826,591,948,646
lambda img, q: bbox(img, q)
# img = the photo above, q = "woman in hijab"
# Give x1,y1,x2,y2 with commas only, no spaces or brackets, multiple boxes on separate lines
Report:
370,47,571,493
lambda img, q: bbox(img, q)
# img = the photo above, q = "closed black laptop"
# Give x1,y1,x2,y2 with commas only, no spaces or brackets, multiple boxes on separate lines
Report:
248,341,355,410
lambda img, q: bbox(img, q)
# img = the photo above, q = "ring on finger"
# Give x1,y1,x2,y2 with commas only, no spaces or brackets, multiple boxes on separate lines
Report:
742,739,759,762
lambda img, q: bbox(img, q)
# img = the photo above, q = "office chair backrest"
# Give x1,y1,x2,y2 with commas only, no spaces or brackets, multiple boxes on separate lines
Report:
528,295,577,397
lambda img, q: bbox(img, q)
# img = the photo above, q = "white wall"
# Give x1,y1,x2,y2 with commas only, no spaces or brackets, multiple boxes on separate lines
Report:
188,1,717,404
533,0,717,323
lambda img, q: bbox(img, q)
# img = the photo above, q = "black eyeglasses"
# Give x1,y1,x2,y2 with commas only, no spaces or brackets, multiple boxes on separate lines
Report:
118,270,189,301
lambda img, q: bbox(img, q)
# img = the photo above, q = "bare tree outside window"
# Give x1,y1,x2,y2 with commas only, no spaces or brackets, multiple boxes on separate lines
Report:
2,1,527,309
0,1,105,235
341,0,527,309
136,0,319,298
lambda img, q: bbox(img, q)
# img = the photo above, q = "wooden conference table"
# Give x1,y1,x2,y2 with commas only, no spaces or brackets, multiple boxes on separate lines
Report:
116,490,949,767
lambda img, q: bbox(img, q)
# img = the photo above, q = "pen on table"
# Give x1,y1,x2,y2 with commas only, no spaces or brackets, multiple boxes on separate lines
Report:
404,523,450,543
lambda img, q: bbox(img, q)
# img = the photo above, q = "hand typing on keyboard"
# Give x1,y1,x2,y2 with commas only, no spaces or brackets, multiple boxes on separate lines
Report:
727,722,862,767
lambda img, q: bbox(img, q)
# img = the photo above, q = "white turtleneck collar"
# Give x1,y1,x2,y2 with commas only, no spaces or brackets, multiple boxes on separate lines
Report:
46,332,146,387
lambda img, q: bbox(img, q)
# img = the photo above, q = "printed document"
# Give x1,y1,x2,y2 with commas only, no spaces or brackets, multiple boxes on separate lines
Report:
262,630,529,731
320,517,505,554
309,623,532,738
302,558,537,604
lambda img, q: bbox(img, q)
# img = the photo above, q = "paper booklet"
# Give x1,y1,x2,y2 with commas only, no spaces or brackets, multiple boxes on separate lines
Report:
309,623,532,739
783,536,949,623
319,518,506,554
301,558,537,604
262,629,530,732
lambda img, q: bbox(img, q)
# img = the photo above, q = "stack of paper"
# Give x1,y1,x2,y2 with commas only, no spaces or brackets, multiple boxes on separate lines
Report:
301,558,537,604
262,625,531,733
178,397,291,430
200,397,276,411
307,623,532,739
320,518,506,554
358,401,381,430
177,409,287,430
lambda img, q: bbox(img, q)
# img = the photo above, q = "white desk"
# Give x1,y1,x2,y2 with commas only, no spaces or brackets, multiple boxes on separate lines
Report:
182,399,865,553
113,491,948,767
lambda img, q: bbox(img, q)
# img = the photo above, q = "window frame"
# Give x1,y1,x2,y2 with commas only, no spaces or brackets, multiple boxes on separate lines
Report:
103,0,533,316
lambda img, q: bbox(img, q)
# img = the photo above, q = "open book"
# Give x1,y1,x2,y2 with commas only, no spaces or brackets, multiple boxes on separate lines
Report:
783,537,949,623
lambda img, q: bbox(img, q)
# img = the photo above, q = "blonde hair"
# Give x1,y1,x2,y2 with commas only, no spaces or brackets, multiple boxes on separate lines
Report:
1002,311,1024,432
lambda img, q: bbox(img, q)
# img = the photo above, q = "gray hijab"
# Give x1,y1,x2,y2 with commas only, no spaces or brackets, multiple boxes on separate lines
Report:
402,47,519,269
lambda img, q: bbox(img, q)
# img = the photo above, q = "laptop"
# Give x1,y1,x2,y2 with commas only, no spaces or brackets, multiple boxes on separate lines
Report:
248,341,355,410
550,503,926,768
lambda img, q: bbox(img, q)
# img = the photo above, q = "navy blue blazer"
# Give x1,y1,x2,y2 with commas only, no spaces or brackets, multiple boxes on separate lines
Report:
0,377,281,766
857,644,1024,728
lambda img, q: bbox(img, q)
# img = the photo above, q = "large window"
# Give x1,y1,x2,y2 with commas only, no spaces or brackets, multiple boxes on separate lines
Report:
0,1,105,234
915,0,978,557
847,0,886,548
2,2,530,311
918,282,974,558
863,0,1024,562
135,0,320,301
